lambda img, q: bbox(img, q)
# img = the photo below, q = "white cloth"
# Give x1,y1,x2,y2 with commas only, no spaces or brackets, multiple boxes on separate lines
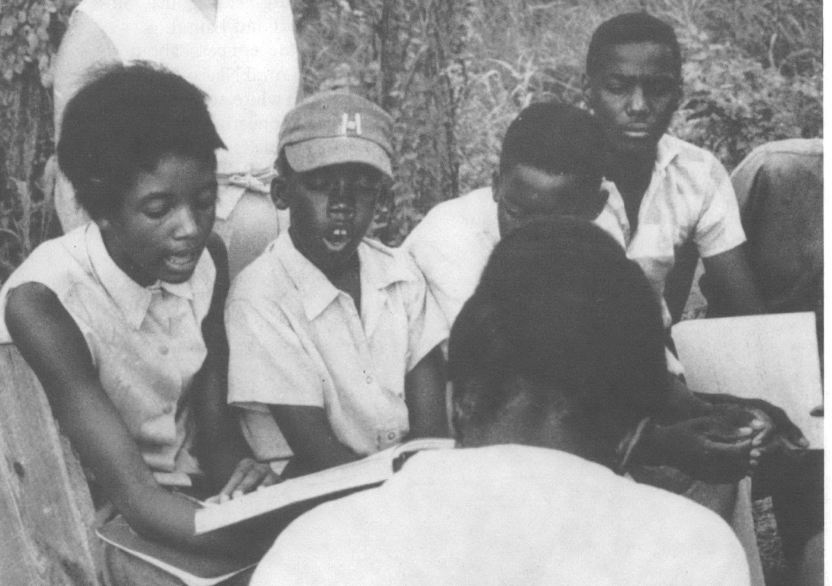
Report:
403,183,632,347
252,444,751,586
0,224,215,477
603,135,747,327
226,233,447,461
63,0,299,220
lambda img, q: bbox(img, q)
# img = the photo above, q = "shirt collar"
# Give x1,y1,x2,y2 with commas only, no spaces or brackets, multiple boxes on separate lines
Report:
85,223,195,329
275,232,414,322
654,134,682,172
596,179,630,247
357,238,415,291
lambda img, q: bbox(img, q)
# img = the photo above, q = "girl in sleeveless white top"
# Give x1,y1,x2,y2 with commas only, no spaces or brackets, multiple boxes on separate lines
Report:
5,64,279,585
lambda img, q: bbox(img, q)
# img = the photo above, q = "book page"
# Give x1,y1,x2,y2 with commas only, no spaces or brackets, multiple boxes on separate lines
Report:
195,438,455,534
672,312,823,448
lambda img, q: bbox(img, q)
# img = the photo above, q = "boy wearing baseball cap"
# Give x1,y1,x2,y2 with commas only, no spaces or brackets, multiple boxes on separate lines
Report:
226,92,448,476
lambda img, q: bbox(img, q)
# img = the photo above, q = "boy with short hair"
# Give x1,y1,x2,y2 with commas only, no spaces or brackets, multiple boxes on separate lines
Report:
583,14,808,584
405,102,621,331
582,11,765,324
250,218,751,586
226,91,448,475
405,100,785,482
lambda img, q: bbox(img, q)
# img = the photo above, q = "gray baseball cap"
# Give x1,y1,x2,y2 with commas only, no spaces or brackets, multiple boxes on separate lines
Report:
278,91,394,178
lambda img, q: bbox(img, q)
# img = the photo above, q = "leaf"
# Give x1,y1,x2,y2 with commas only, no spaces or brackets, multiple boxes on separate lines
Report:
0,15,17,36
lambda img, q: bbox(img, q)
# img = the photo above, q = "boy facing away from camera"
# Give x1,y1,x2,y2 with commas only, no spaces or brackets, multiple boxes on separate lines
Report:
226,92,448,476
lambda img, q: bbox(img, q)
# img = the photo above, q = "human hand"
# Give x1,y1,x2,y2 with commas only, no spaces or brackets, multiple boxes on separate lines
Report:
699,393,809,458
652,411,758,484
214,458,281,503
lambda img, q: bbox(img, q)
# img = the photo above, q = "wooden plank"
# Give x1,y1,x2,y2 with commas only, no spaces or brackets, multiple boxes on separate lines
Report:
672,312,823,448
0,344,100,586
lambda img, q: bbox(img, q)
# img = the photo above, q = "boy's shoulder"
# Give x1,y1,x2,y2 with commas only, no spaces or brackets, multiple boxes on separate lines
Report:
359,238,424,288
227,237,294,305
404,187,497,253
414,187,495,232
660,134,724,171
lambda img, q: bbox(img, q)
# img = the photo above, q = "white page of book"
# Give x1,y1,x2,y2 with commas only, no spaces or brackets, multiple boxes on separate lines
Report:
672,312,823,448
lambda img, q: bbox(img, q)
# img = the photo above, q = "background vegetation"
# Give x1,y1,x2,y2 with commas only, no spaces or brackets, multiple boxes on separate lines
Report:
0,0,822,279
0,1,821,582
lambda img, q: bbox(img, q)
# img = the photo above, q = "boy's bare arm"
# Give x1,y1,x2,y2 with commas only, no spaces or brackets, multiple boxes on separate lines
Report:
269,405,359,473
404,346,449,438
702,245,765,315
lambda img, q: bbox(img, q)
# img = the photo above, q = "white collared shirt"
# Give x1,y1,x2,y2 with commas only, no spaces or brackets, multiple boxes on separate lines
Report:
226,233,446,461
252,444,750,586
404,184,685,374
403,184,628,340
603,135,747,322
0,224,215,478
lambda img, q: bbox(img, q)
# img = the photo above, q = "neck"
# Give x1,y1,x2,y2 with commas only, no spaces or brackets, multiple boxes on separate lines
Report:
602,145,656,187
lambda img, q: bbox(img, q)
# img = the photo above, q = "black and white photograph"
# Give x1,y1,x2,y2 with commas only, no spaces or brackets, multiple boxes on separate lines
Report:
0,1,823,585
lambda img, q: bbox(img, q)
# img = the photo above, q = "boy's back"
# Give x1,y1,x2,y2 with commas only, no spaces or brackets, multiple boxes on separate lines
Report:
252,415,749,586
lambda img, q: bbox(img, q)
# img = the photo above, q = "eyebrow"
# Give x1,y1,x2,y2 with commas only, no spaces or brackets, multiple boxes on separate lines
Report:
138,178,217,201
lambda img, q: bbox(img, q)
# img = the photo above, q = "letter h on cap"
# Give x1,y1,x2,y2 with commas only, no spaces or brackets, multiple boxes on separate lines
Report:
340,113,362,136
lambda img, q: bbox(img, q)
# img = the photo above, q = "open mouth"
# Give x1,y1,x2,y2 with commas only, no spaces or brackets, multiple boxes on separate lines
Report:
163,249,200,273
323,226,353,252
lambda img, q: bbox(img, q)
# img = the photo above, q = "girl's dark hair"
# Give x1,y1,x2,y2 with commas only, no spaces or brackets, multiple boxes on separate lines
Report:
57,62,225,220
449,217,668,442
586,12,682,78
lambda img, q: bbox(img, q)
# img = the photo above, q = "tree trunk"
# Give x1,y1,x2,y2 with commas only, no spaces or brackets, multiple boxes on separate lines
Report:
374,0,473,242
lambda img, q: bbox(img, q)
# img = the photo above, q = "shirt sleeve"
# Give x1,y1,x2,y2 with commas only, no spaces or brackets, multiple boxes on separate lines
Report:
405,221,486,332
226,296,324,409
399,257,450,372
693,157,747,258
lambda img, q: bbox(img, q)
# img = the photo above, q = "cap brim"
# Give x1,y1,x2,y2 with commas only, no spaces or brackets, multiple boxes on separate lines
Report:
284,137,393,179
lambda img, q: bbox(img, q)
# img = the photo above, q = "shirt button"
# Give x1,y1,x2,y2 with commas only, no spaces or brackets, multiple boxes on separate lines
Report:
159,345,169,355
163,404,174,414
387,431,397,441
366,375,373,384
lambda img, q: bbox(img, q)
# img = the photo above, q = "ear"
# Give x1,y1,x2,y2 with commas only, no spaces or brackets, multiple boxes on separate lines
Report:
271,176,291,211
491,169,502,203
581,73,593,112
94,215,112,233
671,79,684,112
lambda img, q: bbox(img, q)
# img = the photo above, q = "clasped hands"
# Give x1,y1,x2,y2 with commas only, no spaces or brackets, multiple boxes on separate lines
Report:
639,393,809,484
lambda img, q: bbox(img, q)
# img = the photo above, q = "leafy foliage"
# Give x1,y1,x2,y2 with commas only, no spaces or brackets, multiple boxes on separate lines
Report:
0,0,77,281
0,0,823,276
0,0,77,85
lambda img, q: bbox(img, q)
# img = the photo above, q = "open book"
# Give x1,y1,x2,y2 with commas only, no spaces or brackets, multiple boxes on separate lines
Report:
97,438,454,584
195,437,455,534
671,312,823,448
97,514,258,586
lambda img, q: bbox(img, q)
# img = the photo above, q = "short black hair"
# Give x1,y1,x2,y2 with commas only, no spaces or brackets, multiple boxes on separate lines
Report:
58,62,225,220
499,102,604,184
586,12,682,78
449,218,668,445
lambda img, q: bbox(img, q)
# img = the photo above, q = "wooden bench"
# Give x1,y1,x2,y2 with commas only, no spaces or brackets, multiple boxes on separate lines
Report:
0,343,101,586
